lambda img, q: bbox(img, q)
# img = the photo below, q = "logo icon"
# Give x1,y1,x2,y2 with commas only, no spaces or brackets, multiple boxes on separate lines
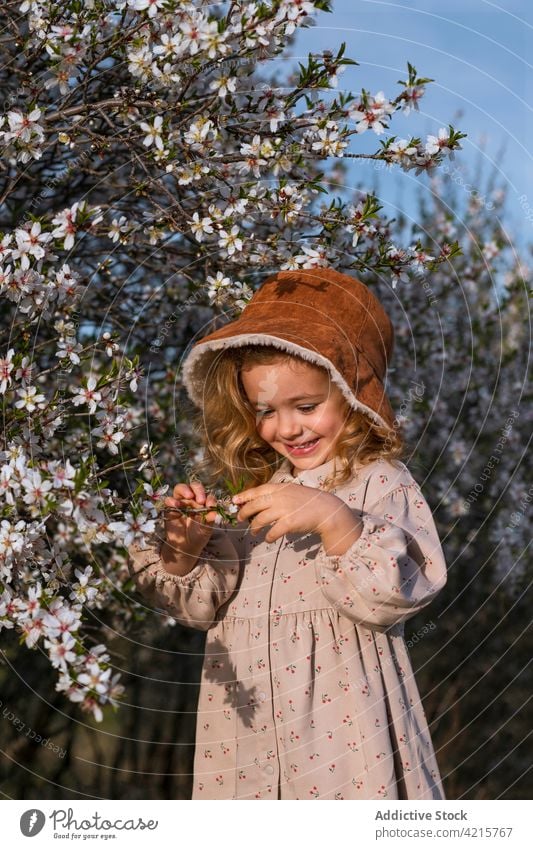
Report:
20,809,46,837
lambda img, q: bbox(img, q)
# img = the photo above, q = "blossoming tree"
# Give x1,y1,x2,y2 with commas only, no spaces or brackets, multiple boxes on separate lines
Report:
0,0,468,728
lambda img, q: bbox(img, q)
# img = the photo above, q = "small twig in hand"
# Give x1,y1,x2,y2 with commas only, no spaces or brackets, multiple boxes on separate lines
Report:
162,502,240,525
163,506,214,515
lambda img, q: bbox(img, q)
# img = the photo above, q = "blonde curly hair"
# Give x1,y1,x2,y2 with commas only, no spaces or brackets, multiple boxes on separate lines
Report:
189,344,407,494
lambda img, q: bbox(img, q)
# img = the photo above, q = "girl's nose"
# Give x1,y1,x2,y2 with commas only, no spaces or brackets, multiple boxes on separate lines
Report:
277,419,302,442
279,433,303,444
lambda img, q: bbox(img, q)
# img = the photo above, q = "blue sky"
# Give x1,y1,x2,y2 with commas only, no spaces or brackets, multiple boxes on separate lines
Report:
288,0,533,255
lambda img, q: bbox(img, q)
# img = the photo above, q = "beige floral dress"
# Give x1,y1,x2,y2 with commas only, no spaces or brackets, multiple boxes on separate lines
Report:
127,456,448,800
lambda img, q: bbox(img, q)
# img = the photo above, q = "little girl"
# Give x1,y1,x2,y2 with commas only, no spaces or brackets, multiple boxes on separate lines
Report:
128,266,448,801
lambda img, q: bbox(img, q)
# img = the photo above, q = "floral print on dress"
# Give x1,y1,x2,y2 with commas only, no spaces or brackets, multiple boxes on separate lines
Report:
127,456,447,800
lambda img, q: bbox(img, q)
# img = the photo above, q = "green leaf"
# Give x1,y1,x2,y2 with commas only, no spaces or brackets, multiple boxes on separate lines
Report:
223,474,247,495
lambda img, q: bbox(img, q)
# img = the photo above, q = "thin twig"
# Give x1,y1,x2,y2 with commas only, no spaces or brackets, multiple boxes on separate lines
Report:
163,506,226,515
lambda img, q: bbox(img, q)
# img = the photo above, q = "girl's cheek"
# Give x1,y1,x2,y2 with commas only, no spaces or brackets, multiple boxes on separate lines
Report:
257,421,272,440
317,413,334,432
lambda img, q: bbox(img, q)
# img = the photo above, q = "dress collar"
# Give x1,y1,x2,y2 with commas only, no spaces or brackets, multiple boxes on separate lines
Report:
270,454,340,489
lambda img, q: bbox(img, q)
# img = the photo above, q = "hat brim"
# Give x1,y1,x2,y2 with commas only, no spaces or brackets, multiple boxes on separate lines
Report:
181,326,397,432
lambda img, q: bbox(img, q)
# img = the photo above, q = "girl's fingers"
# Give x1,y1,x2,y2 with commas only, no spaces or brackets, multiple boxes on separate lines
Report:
171,482,207,504
173,483,194,500
248,506,279,533
166,485,218,524
237,499,263,521
198,494,218,520
164,492,217,516
190,482,206,504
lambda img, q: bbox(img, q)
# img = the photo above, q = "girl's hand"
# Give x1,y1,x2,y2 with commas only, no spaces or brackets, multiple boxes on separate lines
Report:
163,482,219,562
232,483,343,544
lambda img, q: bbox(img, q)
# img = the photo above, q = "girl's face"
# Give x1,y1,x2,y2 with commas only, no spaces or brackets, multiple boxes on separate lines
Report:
240,359,347,472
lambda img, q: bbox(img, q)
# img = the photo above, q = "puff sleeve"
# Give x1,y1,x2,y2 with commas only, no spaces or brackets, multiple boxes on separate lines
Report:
314,484,447,631
127,518,246,631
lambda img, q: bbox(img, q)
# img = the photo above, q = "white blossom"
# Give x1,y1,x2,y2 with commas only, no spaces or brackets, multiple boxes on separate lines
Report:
218,226,243,256
180,18,207,55
55,336,83,366
127,45,153,80
77,662,112,695
11,221,52,270
0,518,27,557
21,469,53,505
348,90,395,135
45,632,78,671
190,212,214,242
140,115,164,150
425,127,453,157
108,215,130,243
91,422,125,455
0,348,15,394
108,511,156,547
51,201,88,251
70,375,102,414
206,271,234,306
70,566,100,605
3,107,45,162
48,458,77,490
311,126,347,156
209,75,237,98
15,385,46,412
128,0,166,18
402,84,426,115
152,32,186,60
293,244,330,268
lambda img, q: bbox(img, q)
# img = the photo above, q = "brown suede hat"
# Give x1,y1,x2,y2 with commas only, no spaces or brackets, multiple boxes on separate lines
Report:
181,266,397,431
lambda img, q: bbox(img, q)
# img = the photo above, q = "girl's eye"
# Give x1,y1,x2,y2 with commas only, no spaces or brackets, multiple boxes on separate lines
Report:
256,404,317,418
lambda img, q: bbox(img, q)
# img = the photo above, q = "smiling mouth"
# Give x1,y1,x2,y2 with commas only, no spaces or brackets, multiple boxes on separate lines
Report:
286,439,318,447
284,437,321,453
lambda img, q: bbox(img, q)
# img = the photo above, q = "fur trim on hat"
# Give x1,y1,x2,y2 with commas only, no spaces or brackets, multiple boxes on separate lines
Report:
181,333,393,432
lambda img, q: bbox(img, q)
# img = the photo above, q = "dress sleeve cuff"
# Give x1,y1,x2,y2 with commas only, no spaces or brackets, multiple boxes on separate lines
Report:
145,557,206,585
321,512,387,570
128,537,207,585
